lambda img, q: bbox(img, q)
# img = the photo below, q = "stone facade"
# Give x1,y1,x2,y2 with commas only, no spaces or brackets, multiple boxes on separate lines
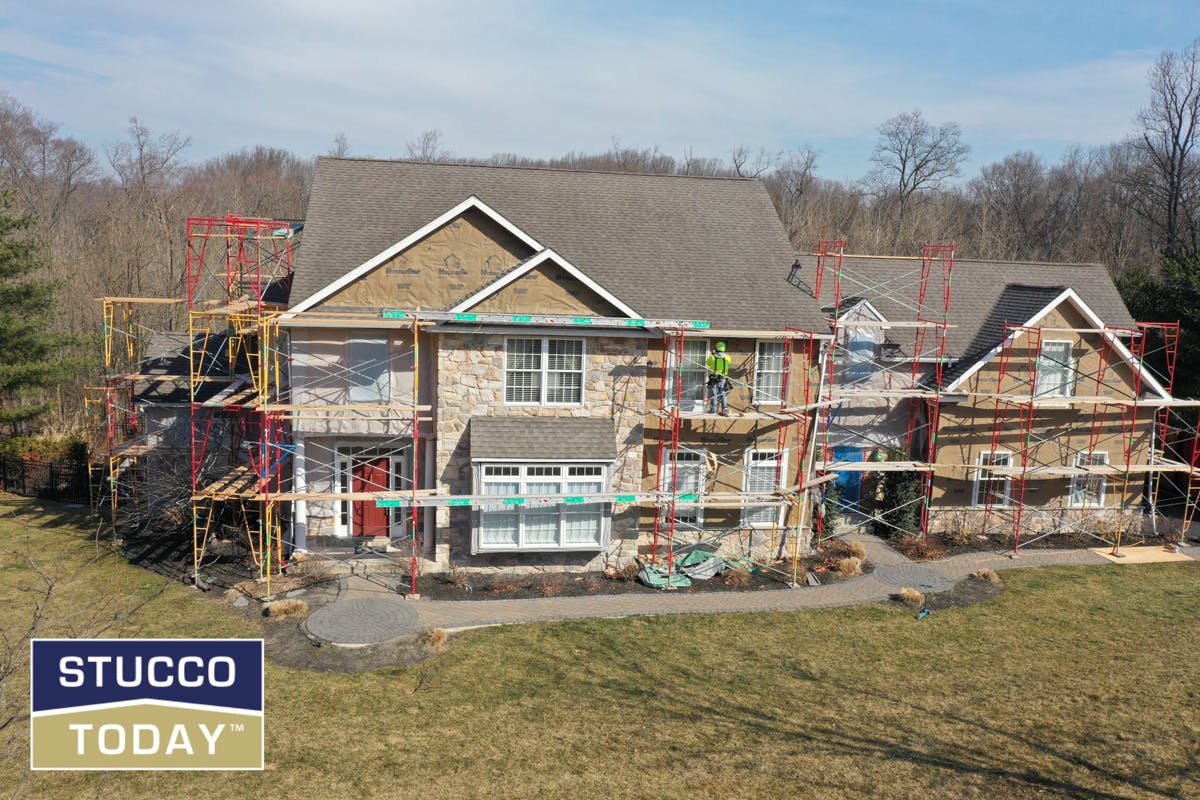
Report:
433,332,647,573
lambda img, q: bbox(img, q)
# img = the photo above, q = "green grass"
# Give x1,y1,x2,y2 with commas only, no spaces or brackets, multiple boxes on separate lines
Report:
3,496,1199,799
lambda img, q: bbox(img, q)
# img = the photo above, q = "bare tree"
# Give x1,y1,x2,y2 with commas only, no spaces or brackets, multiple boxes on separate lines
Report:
1131,39,1200,255
868,110,970,242
405,129,451,162
328,132,350,158
730,145,780,178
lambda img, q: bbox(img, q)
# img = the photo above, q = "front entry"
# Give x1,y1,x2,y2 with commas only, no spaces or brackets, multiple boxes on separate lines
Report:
351,456,391,537
337,446,411,539
832,446,864,511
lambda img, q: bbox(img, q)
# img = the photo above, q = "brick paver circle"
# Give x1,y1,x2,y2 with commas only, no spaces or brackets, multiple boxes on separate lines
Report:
306,597,419,644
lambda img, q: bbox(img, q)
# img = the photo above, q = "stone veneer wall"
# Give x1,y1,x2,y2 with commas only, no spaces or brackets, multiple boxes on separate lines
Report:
433,332,647,573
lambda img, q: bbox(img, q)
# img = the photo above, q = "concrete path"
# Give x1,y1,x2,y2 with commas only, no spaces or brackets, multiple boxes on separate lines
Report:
302,538,1199,646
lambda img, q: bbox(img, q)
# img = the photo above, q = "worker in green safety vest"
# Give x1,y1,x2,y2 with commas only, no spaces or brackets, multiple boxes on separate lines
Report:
706,341,732,416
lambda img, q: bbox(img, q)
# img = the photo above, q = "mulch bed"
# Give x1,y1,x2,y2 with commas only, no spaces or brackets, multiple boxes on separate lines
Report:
889,570,1005,614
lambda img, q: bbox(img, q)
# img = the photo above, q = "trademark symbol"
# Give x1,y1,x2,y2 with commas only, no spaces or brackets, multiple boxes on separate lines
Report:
229,723,245,734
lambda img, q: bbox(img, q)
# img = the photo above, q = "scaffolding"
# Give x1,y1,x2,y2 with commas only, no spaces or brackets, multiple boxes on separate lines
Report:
93,217,1200,600
793,241,1200,554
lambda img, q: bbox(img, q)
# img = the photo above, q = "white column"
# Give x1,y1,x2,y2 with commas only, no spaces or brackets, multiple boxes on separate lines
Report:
292,435,307,550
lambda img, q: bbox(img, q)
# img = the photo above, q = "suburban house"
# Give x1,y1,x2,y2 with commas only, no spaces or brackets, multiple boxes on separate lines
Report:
107,157,1183,578
282,158,827,572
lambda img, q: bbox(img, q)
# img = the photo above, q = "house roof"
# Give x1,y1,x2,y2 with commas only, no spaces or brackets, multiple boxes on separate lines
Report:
134,332,231,404
293,158,827,330
470,417,617,462
790,255,1136,358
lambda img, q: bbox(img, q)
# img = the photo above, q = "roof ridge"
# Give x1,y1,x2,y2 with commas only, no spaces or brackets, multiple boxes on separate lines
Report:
795,252,1108,269
317,156,758,183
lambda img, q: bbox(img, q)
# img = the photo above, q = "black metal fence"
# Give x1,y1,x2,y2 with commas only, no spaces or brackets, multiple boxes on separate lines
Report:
0,454,90,503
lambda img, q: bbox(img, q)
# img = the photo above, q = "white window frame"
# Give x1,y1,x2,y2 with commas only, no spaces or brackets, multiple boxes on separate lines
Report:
472,461,610,552
346,336,390,403
742,448,787,527
753,340,785,405
1069,451,1108,508
842,327,878,385
1035,339,1075,398
660,449,705,529
503,337,585,406
333,445,411,538
972,450,1013,508
665,338,709,410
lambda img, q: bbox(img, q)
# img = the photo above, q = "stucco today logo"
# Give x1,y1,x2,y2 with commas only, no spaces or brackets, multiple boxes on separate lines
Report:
30,639,263,770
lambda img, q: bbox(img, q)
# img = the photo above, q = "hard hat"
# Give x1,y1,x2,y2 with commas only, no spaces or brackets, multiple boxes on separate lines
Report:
716,342,727,352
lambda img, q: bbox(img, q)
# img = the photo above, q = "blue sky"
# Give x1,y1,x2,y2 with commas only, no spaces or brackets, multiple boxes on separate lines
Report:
0,1,1196,181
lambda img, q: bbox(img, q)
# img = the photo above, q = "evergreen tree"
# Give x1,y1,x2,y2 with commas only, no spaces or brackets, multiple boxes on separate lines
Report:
0,191,74,431
1119,251,1200,398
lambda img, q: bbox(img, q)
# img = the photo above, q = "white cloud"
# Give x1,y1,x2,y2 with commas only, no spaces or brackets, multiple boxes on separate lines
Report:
0,1,1158,180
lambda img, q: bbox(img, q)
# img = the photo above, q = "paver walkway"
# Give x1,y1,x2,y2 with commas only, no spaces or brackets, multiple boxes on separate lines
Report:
302,538,1199,646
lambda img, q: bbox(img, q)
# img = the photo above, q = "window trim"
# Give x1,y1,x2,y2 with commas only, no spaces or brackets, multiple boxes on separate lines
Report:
503,337,586,407
660,449,706,529
972,450,1013,508
1035,339,1075,399
346,335,391,404
742,448,788,527
472,460,610,553
1068,451,1108,508
753,340,785,405
664,338,709,410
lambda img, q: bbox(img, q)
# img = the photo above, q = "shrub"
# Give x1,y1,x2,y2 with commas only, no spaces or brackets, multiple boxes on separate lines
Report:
848,541,867,561
424,629,448,653
897,587,925,608
972,568,1001,583
534,575,563,597
940,510,977,547
837,557,862,578
893,535,945,561
446,563,471,591
876,465,923,539
262,598,309,620
723,568,751,587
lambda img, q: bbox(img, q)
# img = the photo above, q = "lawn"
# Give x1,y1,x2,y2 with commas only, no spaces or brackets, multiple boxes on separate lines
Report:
2,496,1198,799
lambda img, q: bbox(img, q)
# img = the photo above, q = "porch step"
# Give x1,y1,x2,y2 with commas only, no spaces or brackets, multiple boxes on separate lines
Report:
294,554,406,578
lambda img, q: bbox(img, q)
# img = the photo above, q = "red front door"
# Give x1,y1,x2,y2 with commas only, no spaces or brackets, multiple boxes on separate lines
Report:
351,457,390,537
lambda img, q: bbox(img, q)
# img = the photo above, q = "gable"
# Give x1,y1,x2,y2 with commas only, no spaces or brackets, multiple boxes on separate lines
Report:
950,292,1168,400
317,207,536,310
466,260,624,316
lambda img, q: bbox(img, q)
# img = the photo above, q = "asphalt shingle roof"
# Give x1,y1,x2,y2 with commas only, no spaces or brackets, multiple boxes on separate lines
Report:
293,158,827,330
470,417,617,462
788,254,1135,358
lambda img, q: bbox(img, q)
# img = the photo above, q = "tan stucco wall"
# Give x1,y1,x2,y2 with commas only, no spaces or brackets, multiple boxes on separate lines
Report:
470,261,621,316
321,208,533,310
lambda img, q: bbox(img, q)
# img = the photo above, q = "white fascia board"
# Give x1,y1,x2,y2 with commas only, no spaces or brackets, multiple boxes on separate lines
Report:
838,298,888,324
943,288,1171,399
448,248,641,318
284,195,544,316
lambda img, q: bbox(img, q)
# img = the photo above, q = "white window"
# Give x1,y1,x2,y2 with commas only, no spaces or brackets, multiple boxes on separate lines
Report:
475,463,608,551
660,450,705,529
504,338,584,405
347,337,389,403
743,449,786,526
1035,340,1074,398
665,338,708,409
973,451,1012,508
754,341,785,404
1069,452,1108,508
843,328,877,384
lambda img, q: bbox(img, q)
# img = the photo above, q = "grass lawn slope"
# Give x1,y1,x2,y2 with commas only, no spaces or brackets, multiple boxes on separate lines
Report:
2,496,1198,799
